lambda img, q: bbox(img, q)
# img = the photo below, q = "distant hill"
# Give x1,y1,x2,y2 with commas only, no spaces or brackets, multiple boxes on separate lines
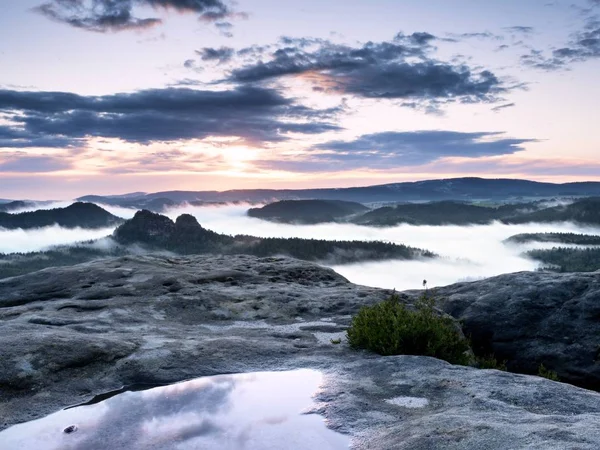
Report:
351,201,514,226
112,210,434,263
77,195,225,212
245,198,600,227
505,233,600,245
78,177,600,206
77,195,180,212
526,247,600,272
0,201,37,213
0,203,124,230
247,199,369,224
504,198,600,225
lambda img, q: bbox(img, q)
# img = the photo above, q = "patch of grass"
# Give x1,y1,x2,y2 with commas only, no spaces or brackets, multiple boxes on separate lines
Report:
346,292,472,365
475,354,507,371
538,364,560,381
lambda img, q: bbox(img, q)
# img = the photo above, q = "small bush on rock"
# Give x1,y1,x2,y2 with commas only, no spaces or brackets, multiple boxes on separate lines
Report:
538,364,560,381
347,292,472,365
475,354,507,371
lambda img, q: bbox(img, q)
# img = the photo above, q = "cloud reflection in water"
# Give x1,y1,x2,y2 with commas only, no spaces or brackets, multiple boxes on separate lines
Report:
0,369,349,450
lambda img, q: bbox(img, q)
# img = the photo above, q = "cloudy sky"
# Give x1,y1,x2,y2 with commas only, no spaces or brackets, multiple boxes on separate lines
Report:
1,0,599,199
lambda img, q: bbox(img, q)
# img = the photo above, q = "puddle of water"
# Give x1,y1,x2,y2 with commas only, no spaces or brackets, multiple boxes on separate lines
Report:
0,369,349,450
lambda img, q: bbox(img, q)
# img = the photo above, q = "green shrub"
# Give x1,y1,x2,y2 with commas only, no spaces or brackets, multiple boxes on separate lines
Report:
538,364,560,381
475,354,507,371
346,292,472,365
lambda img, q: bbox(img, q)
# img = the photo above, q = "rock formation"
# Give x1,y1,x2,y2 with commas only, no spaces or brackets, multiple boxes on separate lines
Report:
2,256,600,448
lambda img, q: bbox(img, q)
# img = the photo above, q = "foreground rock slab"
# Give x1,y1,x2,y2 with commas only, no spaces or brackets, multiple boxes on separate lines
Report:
410,270,600,389
2,255,600,449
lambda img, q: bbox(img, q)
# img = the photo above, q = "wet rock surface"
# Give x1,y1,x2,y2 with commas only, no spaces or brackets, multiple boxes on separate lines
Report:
2,255,600,449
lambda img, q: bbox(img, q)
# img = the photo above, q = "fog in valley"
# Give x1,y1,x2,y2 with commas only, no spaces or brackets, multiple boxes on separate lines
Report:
165,204,600,290
2,203,599,290
0,225,118,255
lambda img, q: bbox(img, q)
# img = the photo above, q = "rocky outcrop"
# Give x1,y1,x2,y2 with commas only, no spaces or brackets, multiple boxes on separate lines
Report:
113,210,232,252
112,209,176,246
0,255,385,430
112,210,433,262
407,270,600,390
2,256,600,448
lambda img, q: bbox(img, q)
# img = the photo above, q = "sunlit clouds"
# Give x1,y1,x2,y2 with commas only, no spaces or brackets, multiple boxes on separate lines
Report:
1,1,600,198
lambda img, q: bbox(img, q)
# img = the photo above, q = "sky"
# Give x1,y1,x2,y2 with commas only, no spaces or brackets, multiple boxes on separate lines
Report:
1,0,599,199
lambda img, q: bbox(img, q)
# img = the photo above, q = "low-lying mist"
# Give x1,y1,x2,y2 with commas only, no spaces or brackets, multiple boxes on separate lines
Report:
2,202,600,290
164,204,600,290
0,225,117,254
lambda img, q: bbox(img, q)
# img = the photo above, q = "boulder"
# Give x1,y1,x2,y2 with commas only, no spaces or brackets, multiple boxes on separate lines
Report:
408,270,600,389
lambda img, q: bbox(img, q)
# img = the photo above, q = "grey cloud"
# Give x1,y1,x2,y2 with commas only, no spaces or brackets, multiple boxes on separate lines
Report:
168,78,204,86
491,102,516,112
258,131,535,172
237,44,271,58
0,86,341,148
446,31,504,41
215,21,233,37
0,125,79,149
229,39,427,83
226,34,507,109
197,46,235,63
504,26,535,34
394,31,437,45
72,377,236,449
520,49,565,70
34,0,236,32
522,6,600,70
552,21,600,62
0,154,73,173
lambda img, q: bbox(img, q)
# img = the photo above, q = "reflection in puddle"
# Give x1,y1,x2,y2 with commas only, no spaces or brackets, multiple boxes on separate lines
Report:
0,369,349,450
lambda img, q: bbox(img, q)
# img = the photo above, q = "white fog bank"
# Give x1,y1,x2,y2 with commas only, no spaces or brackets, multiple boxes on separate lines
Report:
0,226,117,254
165,203,600,291
1,203,599,291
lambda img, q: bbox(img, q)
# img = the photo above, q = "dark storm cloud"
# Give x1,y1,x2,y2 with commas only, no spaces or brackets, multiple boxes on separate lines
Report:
0,86,340,148
257,131,536,172
197,46,235,63
34,0,235,32
226,33,507,108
